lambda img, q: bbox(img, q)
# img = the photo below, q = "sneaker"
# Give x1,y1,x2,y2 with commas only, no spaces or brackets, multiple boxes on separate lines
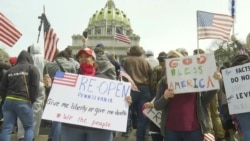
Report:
18,138,24,141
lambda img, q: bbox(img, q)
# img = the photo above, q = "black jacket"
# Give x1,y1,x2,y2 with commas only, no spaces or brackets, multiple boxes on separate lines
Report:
0,51,40,104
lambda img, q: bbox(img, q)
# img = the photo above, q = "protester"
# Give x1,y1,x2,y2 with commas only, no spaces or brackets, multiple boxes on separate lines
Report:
123,45,152,141
17,44,46,141
219,62,240,141
0,57,11,120
0,50,40,141
154,50,221,141
43,50,76,141
105,52,121,79
60,47,132,141
176,48,189,56
230,54,250,141
64,46,80,70
9,57,17,66
94,43,116,80
144,51,167,141
145,50,159,69
194,49,226,141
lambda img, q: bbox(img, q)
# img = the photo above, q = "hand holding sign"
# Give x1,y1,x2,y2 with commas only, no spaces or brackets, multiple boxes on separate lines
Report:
164,89,174,99
213,70,222,80
125,96,132,105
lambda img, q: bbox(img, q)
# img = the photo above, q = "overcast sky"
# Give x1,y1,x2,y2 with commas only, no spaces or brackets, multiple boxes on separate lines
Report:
1,0,250,57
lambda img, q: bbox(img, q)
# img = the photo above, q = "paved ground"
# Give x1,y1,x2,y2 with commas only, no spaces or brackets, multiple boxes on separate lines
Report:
9,128,152,141
1,120,152,141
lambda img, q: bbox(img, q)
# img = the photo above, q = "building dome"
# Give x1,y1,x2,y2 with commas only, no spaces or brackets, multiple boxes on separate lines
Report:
70,0,140,60
88,0,130,27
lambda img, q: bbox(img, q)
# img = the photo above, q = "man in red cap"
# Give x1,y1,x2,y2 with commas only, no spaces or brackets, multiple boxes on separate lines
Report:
9,57,17,66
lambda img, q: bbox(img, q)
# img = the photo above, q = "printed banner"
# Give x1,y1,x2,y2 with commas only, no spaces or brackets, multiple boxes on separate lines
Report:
222,63,250,114
165,53,219,94
42,71,131,132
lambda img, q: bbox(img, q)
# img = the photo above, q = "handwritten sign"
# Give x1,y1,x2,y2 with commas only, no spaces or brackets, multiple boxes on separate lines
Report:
143,108,162,128
165,53,219,94
222,63,250,114
42,72,131,132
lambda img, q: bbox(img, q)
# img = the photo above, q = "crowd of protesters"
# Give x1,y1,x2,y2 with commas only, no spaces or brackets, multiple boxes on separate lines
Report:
0,34,250,141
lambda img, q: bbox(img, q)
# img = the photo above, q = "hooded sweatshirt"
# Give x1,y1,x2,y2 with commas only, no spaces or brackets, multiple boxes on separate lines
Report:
29,44,45,82
0,50,40,104
95,54,116,80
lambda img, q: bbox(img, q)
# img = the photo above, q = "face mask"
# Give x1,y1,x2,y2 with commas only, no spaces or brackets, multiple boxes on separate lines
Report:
80,63,96,76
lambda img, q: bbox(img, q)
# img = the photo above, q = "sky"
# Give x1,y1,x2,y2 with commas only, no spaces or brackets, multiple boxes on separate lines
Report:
1,0,250,57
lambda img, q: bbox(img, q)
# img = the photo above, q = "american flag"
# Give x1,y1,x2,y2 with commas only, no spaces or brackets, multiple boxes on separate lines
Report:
114,27,131,44
43,14,59,61
119,69,139,92
53,71,78,87
197,11,234,41
0,12,22,47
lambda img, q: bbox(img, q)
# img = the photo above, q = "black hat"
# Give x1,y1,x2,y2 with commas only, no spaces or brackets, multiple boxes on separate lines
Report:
232,54,250,67
157,51,167,59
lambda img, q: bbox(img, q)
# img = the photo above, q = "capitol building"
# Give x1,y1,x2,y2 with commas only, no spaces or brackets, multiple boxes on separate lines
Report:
69,0,140,60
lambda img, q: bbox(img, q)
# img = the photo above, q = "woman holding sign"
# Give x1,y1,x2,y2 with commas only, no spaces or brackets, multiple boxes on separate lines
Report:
229,54,250,141
154,50,222,141
60,47,132,141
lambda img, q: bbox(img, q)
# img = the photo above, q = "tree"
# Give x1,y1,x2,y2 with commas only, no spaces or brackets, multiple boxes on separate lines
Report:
0,48,10,62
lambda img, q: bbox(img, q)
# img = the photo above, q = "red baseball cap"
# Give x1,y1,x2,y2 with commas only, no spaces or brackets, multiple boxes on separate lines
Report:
77,48,96,60
9,57,17,65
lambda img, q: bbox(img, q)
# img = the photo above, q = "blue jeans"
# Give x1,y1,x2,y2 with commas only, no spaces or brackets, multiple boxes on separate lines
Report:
61,124,113,141
235,112,250,141
0,99,33,141
164,128,203,141
49,121,61,141
131,85,151,141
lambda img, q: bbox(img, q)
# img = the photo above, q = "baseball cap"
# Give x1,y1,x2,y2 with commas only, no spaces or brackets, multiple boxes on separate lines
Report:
77,48,96,60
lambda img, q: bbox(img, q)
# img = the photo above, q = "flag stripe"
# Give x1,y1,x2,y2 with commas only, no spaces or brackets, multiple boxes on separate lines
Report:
114,27,131,44
197,11,233,41
0,12,22,47
53,72,78,87
43,14,59,61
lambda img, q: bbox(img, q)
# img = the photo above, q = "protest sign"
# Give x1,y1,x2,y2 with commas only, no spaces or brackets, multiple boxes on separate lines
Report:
142,99,161,128
222,63,250,114
165,53,219,94
143,107,162,128
42,71,131,132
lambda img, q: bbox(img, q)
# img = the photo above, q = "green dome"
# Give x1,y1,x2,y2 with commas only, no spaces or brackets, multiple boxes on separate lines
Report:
88,0,130,26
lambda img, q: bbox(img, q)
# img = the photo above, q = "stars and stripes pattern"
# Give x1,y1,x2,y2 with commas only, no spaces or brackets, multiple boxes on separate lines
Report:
114,27,131,44
53,71,78,87
119,69,139,92
43,14,59,62
197,11,234,41
0,12,22,47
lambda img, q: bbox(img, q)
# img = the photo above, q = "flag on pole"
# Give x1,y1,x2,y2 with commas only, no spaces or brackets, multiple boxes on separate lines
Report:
197,11,234,41
114,27,131,44
0,12,22,47
43,14,59,61
119,70,139,92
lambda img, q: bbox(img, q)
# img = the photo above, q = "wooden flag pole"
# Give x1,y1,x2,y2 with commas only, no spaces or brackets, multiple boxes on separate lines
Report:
196,11,200,55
